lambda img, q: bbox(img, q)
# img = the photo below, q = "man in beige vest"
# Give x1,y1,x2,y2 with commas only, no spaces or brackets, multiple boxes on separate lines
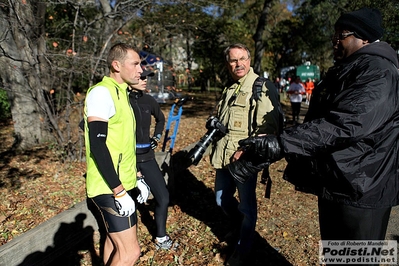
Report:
210,43,280,266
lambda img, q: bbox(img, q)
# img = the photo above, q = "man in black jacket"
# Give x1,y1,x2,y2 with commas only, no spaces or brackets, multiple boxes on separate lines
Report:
231,7,399,265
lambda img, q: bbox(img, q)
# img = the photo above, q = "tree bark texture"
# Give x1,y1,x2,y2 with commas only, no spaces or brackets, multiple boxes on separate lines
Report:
253,0,273,75
0,1,54,149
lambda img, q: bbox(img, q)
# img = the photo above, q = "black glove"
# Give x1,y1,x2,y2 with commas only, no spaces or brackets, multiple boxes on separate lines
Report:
150,136,160,150
227,158,270,183
238,135,282,163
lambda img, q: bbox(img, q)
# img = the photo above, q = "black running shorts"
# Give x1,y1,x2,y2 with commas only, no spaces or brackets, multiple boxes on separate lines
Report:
91,190,137,233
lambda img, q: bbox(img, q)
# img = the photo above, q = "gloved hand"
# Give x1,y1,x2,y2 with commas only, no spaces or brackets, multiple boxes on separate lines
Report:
114,189,135,217
227,157,270,183
136,177,151,203
238,135,283,162
150,136,160,150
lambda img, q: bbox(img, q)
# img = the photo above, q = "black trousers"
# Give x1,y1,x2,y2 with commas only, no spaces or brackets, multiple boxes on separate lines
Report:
318,198,391,266
290,101,301,122
137,159,170,237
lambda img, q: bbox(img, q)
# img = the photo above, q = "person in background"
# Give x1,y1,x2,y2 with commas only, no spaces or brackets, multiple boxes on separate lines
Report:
209,43,280,266
200,69,207,93
304,78,314,105
84,43,150,265
234,8,399,266
273,77,282,101
129,69,177,250
186,68,194,92
287,76,305,124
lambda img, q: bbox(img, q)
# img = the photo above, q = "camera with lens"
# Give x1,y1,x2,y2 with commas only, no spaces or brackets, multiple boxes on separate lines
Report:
187,116,228,166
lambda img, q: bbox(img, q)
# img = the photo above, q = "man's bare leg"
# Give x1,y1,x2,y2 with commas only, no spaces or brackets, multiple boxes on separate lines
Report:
104,225,140,266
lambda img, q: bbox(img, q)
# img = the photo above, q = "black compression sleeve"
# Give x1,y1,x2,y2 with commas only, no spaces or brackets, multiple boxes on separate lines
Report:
88,121,121,190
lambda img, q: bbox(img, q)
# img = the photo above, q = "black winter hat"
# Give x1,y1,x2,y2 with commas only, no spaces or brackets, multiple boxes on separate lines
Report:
335,7,383,42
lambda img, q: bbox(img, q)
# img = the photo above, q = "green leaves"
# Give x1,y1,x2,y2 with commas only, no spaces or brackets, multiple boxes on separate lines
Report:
0,89,11,121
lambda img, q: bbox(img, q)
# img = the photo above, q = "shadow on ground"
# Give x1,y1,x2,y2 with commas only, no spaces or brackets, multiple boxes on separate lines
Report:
158,150,293,265
18,213,101,266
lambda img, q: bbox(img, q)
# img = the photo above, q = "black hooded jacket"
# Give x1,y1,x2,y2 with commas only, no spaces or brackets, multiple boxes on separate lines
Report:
281,41,399,208
129,90,165,163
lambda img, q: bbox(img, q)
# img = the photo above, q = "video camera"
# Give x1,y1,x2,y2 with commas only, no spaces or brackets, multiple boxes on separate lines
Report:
187,116,228,166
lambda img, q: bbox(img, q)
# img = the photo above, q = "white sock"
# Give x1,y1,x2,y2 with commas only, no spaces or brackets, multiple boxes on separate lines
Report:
156,236,168,243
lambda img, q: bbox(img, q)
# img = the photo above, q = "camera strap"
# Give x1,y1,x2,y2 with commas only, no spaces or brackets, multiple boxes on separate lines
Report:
210,83,242,118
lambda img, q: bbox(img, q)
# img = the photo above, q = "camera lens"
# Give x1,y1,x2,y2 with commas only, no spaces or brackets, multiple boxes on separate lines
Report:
186,116,227,166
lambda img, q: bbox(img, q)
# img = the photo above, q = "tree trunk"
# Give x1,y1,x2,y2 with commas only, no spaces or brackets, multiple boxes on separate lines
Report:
253,0,273,75
0,1,54,149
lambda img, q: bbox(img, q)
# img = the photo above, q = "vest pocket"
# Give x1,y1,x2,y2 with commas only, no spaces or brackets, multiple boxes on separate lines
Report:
234,91,250,106
228,107,247,133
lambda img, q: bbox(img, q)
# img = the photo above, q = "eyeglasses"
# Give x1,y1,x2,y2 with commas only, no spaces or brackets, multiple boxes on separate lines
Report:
331,32,355,41
228,57,249,65
140,76,148,80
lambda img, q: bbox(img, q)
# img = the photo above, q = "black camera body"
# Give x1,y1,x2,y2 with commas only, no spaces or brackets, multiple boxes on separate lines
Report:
187,116,227,166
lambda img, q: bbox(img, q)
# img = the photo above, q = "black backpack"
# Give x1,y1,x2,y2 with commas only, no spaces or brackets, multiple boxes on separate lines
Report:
250,76,285,135
249,77,285,198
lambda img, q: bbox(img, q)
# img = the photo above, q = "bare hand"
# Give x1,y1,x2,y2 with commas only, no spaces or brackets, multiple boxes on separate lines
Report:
231,148,245,162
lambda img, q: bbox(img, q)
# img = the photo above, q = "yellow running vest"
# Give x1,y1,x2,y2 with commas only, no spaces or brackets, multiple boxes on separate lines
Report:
84,76,137,198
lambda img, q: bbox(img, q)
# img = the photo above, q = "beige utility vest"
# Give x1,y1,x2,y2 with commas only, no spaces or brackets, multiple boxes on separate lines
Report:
210,68,275,169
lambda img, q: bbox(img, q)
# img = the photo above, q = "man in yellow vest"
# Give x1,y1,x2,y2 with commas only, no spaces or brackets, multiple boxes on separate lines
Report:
84,43,150,265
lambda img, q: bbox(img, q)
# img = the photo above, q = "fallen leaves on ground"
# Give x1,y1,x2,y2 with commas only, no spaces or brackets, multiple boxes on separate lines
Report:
0,92,320,265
